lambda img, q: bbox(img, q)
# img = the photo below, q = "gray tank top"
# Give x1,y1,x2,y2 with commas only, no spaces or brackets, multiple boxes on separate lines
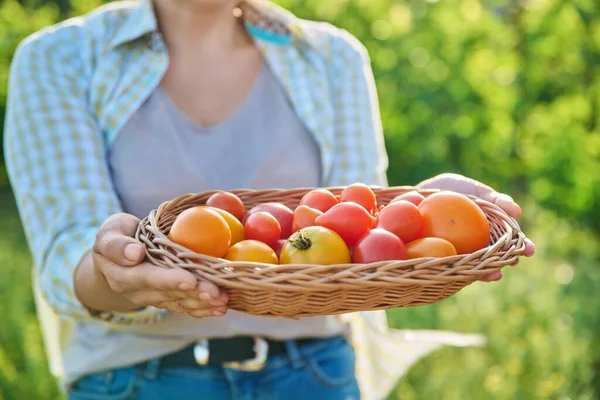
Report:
106,63,347,339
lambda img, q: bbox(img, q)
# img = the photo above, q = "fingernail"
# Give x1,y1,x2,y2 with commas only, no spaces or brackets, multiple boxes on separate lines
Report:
124,244,143,262
213,310,225,316
179,283,194,291
199,292,211,301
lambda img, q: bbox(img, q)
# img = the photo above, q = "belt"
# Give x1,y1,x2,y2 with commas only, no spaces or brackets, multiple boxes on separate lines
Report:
160,336,314,372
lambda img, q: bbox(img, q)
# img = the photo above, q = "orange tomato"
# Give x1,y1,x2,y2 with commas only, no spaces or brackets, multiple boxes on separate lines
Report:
206,191,246,221
418,191,490,254
169,207,231,257
292,205,322,232
205,207,245,245
280,226,350,265
225,240,279,264
376,200,423,243
299,189,339,212
340,183,377,215
406,238,457,259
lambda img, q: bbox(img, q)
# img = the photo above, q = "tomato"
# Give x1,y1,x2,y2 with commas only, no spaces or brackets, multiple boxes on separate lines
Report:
168,207,231,257
352,229,407,263
206,191,245,220
280,226,351,265
314,202,373,247
244,212,281,246
244,203,294,239
292,205,322,232
390,191,426,206
419,191,490,254
340,183,377,214
205,207,245,245
299,189,339,212
376,200,423,243
271,239,287,259
406,238,457,259
225,240,279,264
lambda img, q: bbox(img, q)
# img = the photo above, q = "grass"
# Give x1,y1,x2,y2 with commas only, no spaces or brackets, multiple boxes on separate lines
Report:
0,187,598,400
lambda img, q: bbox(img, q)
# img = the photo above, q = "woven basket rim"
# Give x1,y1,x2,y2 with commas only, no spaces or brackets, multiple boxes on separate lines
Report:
136,186,527,278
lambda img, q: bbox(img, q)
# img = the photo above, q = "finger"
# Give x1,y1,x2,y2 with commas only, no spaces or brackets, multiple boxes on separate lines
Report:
93,213,145,266
480,271,503,282
127,290,181,308
487,192,522,218
198,281,222,299
199,287,229,306
524,239,535,257
188,309,216,318
179,298,213,311
160,301,228,318
103,262,198,293
189,305,228,317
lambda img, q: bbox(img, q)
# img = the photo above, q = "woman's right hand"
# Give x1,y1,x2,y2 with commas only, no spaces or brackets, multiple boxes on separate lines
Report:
76,213,228,318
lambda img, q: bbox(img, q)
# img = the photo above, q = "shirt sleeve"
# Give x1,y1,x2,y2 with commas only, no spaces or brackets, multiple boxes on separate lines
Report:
327,30,389,187
3,29,165,325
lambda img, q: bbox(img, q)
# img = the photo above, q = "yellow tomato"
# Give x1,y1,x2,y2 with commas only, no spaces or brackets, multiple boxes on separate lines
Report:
280,226,350,265
203,206,245,245
225,240,278,264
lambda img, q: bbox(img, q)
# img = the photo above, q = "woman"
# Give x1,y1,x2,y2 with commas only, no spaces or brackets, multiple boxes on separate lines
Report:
4,0,534,399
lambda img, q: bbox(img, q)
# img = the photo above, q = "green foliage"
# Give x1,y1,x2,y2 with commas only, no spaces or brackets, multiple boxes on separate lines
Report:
0,0,598,399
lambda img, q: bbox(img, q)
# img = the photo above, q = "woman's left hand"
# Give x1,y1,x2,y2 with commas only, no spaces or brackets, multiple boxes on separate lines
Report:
416,173,535,282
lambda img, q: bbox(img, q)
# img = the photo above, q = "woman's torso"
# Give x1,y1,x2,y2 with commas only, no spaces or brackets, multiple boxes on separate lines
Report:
65,62,349,373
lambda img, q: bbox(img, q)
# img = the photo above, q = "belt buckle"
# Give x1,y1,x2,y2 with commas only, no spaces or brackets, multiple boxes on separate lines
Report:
193,337,269,372
223,337,269,371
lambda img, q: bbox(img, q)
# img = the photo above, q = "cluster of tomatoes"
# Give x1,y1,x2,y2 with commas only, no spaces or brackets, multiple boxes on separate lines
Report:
167,183,491,265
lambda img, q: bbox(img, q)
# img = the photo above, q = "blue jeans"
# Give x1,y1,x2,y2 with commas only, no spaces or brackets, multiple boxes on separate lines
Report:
68,336,360,400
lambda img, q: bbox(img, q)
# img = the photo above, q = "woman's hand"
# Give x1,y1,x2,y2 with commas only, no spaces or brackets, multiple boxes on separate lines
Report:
75,213,228,318
417,173,535,282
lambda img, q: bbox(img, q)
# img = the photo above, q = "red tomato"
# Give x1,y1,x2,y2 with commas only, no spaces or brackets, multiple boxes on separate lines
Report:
271,239,287,259
244,212,281,246
292,205,323,232
206,191,246,220
352,229,407,263
314,202,372,247
299,189,339,213
376,200,424,243
390,191,426,206
244,203,294,239
340,183,378,214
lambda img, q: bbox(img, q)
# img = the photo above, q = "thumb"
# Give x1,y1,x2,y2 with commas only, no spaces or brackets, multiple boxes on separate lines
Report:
93,213,145,266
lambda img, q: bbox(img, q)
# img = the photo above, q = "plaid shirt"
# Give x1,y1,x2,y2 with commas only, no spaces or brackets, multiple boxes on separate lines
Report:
4,1,482,399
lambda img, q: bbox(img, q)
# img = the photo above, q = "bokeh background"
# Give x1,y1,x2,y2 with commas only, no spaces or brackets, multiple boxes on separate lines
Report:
0,0,598,399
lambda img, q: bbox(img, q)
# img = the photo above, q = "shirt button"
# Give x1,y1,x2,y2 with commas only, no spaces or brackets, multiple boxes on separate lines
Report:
148,32,165,52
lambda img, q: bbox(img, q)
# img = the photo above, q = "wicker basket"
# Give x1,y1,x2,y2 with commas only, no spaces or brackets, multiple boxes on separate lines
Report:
136,186,527,318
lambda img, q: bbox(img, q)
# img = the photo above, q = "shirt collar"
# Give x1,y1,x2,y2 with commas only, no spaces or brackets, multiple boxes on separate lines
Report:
109,0,309,50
